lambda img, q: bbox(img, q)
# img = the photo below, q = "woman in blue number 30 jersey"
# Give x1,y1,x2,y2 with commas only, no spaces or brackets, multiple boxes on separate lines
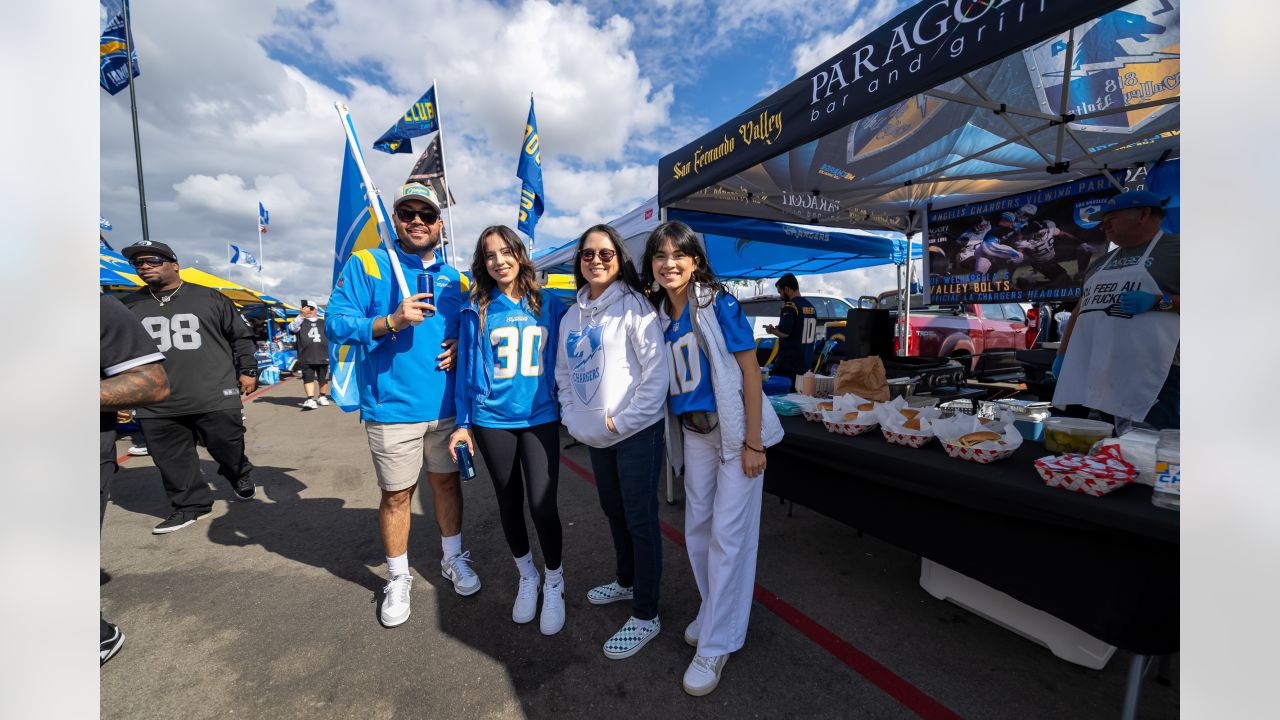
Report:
450,225,569,635
642,221,784,697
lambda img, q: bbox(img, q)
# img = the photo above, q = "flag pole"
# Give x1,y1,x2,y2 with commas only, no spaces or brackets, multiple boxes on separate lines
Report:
121,0,150,243
432,79,460,268
334,102,412,301
256,213,266,293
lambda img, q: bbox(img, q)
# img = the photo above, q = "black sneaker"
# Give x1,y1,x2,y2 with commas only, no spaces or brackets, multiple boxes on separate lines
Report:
152,510,210,535
100,623,125,666
232,476,256,500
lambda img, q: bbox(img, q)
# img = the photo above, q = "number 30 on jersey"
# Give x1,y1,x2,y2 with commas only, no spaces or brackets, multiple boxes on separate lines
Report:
490,326,546,378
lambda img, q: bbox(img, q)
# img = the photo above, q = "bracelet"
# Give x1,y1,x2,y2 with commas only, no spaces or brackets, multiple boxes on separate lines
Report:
384,315,398,333
743,442,765,453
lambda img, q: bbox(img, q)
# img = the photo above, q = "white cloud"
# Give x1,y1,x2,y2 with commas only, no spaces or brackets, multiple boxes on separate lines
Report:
791,0,903,76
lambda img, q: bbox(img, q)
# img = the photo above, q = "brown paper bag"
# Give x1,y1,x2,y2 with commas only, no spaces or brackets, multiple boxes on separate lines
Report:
834,357,890,402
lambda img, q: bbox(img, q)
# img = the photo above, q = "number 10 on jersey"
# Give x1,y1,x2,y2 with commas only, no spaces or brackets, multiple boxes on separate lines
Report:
491,326,546,378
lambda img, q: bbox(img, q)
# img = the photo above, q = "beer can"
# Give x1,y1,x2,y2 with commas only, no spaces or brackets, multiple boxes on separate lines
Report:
417,272,436,317
455,442,476,481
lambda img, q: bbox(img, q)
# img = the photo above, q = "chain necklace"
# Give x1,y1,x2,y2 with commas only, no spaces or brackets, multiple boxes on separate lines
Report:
149,280,185,306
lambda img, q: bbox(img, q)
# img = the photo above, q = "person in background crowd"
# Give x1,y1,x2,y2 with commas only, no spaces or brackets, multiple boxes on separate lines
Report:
642,221,785,696
555,224,669,660
288,300,331,409
120,241,261,535
449,225,569,635
763,273,816,383
326,183,473,628
100,294,170,664
1053,191,1179,429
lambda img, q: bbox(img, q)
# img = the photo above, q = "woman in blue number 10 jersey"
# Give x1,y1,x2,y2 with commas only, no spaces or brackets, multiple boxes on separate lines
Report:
450,225,569,635
642,220,784,697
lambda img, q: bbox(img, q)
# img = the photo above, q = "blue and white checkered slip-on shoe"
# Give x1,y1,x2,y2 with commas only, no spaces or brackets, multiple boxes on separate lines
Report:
586,580,633,605
602,616,660,660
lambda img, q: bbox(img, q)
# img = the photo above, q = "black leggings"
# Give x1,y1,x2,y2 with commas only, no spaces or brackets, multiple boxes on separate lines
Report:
472,422,563,569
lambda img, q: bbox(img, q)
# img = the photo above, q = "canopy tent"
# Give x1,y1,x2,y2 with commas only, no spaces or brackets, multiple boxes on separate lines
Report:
533,196,918,279
100,247,280,307
657,0,1180,231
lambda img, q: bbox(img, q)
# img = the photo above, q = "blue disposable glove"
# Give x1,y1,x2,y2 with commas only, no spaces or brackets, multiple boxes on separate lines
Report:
1051,354,1064,379
1118,290,1158,316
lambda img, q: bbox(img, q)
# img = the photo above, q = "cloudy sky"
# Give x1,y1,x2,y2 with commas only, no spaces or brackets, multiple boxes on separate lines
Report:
101,0,917,305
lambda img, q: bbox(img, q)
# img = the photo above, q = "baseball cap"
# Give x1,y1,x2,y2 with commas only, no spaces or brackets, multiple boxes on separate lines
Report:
300,299,318,309
121,240,178,262
1088,190,1169,220
393,182,442,214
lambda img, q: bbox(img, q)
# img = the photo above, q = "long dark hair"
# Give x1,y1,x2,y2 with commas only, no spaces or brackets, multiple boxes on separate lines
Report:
469,225,542,331
640,220,727,314
572,224,646,298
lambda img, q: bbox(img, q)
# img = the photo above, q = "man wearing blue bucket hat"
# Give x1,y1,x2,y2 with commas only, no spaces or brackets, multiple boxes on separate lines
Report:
1052,190,1179,429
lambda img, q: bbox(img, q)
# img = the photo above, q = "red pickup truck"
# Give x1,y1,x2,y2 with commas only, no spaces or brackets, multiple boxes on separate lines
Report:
874,292,1038,365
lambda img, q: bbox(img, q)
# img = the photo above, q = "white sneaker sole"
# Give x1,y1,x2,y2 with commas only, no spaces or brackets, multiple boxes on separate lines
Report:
151,514,208,535
380,606,411,628
683,674,722,697
684,625,698,647
127,449,148,456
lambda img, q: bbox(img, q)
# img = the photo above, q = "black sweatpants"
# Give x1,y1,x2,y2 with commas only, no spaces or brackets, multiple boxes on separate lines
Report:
472,422,562,570
139,408,254,514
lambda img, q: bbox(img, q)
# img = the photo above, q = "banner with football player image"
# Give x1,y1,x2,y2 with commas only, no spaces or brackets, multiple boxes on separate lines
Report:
925,176,1116,305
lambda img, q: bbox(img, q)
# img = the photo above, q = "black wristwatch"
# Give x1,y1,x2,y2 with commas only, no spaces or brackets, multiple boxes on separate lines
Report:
240,368,260,378
1156,293,1173,312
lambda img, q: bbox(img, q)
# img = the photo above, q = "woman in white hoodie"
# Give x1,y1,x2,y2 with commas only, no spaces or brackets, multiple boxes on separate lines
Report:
641,221,784,697
555,224,670,660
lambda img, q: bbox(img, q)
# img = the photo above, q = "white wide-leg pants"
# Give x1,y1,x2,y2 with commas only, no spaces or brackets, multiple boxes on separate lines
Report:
683,424,764,657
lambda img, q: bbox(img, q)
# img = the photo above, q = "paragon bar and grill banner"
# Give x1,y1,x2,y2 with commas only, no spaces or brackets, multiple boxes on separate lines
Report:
926,176,1116,304
657,0,1129,206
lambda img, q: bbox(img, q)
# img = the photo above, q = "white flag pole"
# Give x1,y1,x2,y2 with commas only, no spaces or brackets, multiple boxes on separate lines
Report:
334,102,412,301
432,79,460,268
255,215,266,292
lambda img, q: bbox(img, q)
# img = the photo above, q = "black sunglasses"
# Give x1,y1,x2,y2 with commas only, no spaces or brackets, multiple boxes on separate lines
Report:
580,248,617,262
130,256,171,268
395,208,439,225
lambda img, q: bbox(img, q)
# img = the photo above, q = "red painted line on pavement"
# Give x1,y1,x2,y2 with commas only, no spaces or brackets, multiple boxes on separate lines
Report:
558,452,964,720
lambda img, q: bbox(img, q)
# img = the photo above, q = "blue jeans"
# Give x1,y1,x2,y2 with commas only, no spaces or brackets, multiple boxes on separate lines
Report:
588,419,665,621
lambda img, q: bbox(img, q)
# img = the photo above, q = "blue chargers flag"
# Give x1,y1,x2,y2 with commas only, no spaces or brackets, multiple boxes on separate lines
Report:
258,201,269,233
373,85,439,155
228,243,260,270
99,0,140,95
328,139,385,412
516,98,545,240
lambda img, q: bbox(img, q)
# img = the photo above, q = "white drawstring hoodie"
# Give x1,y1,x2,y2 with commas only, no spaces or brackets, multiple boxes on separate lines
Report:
555,281,670,448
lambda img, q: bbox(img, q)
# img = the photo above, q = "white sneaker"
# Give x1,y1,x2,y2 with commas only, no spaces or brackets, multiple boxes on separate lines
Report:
380,574,413,627
540,578,565,636
442,551,481,596
683,654,729,696
316,396,330,406
300,398,318,410
513,573,540,624
684,618,700,647
127,445,149,457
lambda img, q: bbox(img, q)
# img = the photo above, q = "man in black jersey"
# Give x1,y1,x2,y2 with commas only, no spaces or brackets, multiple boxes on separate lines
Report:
120,241,262,534
100,294,170,663
764,273,817,384
287,300,330,409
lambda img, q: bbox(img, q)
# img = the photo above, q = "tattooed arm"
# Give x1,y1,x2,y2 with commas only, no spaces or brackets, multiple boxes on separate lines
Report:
101,363,170,411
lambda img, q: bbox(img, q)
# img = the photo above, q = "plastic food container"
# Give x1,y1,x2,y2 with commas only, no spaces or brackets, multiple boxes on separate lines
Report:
1042,417,1114,454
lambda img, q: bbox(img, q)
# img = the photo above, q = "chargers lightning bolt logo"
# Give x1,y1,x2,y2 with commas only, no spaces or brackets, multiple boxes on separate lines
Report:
566,323,605,405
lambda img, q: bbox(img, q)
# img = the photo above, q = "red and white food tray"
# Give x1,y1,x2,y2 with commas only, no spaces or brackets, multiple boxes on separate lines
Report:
1034,445,1138,496
935,414,1022,463
821,410,879,436
943,442,1017,464
881,428,934,447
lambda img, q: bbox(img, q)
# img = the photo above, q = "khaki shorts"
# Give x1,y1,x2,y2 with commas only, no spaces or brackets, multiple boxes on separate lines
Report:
365,417,459,491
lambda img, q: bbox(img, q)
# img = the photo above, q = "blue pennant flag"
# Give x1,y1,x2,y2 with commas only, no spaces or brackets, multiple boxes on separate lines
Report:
100,0,140,95
258,201,269,233
516,98,545,241
373,85,439,154
228,243,260,271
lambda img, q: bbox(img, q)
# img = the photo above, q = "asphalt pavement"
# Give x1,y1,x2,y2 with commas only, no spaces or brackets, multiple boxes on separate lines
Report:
100,377,1178,719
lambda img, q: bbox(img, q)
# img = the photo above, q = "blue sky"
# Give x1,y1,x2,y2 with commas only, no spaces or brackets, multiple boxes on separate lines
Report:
100,0,909,304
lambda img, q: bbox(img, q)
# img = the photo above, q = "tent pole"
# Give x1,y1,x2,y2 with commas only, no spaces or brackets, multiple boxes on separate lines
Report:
924,88,1057,122
962,75,1055,165
256,212,265,293
1053,29,1078,164
921,205,932,306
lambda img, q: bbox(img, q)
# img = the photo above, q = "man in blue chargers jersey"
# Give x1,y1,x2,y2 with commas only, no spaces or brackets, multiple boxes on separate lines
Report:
326,183,478,628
